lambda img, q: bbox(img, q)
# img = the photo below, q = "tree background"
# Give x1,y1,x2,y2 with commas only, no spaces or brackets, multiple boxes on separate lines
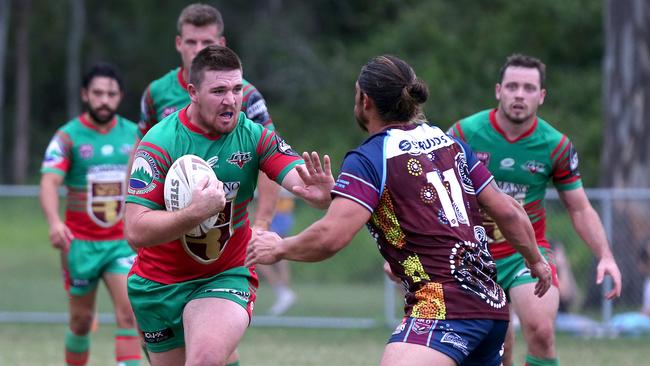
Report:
1,0,605,184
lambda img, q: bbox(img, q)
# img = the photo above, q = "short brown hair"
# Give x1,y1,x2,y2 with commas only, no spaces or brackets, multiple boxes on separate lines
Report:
498,54,546,88
177,3,224,35
358,55,429,123
189,45,242,87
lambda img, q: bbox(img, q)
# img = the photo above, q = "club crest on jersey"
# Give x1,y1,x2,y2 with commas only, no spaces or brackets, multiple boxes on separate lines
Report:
275,135,299,156
523,160,546,174
475,151,490,166
227,151,252,168
43,136,66,167
87,166,127,228
76,144,93,160
129,151,159,195
499,157,515,170
161,106,178,119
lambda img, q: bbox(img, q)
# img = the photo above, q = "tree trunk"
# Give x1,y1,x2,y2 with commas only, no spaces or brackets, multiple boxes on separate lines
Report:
12,0,30,184
66,0,84,117
0,0,11,183
597,0,650,306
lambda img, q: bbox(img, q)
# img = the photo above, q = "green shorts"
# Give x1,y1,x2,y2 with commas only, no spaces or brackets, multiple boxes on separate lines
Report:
495,247,558,300
127,266,257,353
64,239,136,296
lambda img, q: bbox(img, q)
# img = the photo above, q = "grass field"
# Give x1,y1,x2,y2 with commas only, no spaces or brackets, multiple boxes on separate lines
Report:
2,196,649,364
1,323,648,365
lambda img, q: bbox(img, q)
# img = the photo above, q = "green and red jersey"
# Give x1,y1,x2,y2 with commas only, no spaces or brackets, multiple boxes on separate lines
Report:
40,115,137,240
126,108,302,284
448,109,582,259
138,67,274,138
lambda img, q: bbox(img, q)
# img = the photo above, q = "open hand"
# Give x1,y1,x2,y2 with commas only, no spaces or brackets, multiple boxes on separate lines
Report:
293,151,335,209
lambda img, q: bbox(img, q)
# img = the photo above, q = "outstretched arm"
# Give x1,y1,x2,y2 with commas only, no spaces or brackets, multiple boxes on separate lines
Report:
246,197,370,266
478,181,552,297
281,151,335,210
558,188,622,299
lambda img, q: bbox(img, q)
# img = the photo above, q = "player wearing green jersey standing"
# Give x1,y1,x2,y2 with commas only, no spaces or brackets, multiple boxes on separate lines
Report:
39,63,141,366
448,54,622,366
125,45,333,366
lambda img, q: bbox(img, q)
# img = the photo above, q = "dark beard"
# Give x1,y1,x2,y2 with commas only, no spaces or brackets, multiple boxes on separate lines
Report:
88,106,116,125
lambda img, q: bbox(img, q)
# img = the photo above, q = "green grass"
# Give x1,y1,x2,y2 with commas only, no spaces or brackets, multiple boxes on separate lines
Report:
0,323,648,365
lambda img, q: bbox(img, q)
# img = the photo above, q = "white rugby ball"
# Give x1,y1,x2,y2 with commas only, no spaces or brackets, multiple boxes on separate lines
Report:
164,154,220,236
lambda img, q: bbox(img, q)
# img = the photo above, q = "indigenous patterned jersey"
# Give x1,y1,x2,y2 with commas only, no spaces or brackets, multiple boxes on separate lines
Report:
448,109,582,259
138,67,274,138
126,108,302,284
41,115,137,240
332,123,508,321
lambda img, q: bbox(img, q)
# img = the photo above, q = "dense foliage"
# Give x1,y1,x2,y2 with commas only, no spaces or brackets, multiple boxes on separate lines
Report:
2,0,604,184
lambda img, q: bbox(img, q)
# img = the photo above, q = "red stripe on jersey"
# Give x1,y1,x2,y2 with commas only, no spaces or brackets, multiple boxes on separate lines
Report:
550,135,568,160
176,68,189,91
453,122,466,141
489,109,538,143
139,87,157,136
140,142,172,169
256,129,274,156
235,197,253,210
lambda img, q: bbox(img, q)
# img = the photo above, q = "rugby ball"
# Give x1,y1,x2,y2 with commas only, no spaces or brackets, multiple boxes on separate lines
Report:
163,154,219,236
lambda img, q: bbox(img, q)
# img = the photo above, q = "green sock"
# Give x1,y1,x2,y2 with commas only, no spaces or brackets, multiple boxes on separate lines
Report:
525,354,559,366
226,361,240,366
65,330,90,366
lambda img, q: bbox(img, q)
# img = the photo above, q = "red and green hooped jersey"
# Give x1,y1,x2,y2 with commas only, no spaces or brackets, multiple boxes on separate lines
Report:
138,67,274,138
126,107,302,284
448,109,582,259
40,115,137,240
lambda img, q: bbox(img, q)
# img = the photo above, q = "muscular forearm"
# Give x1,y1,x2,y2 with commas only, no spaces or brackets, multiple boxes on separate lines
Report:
253,173,280,229
277,216,350,262
569,207,613,259
125,204,204,248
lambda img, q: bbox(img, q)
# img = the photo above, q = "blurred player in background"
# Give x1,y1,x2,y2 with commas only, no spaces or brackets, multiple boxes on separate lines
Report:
448,54,622,366
246,54,552,366
256,189,297,316
39,63,141,366
125,45,333,366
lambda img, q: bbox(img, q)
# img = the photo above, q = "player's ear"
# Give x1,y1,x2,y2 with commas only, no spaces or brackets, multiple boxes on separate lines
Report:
80,88,89,103
539,88,547,106
495,83,501,101
175,35,182,52
188,83,198,102
217,36,226,47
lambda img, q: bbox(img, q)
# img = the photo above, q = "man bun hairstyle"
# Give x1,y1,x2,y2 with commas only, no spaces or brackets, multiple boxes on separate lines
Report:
82,62,124,91
177,3,224,35
358,55,428,123
189,45,242,87
499,53,546,88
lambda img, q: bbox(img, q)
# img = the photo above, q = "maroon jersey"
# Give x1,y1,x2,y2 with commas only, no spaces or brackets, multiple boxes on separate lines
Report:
332,123,508,320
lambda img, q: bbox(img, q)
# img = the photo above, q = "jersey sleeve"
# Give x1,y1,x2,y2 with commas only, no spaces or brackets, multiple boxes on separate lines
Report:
331,150,382,213
137,84,157,139
446,120,466,141
550,135,582,191
256,128,302,183
242,84,275,131
454,137,494,194
40,131,72,177
126,138,172,210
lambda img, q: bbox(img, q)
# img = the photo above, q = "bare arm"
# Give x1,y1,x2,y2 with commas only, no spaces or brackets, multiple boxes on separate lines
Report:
246,197,369,265
478,181,551,297
39,173,73,250
558,188,622,299
125,176,226,248
252,173,280,230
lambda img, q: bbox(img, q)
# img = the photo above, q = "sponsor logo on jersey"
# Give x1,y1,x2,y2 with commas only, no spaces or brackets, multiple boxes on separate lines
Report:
440,332,469,355
71,278,91,287
227,151,252,168
397,134,452,156
499,157,515,170
43,136,65,167
120,143,133,155
275,135,299,156
129,151,160,195
142,328,174,344
569,144,579,172
204,288,251,302
79,144,94,159
87,165,127,227
495,181,528,204
523,160,546,174
246,98,268,119
101,144,114,156
475,151,490,166
161,106,178,119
